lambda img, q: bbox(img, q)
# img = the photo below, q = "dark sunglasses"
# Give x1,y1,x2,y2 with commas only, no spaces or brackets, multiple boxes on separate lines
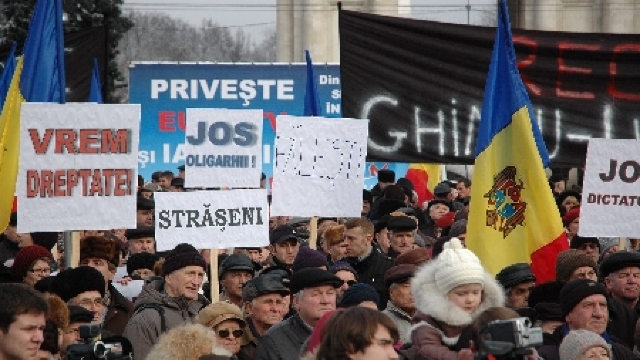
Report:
217,329,244,339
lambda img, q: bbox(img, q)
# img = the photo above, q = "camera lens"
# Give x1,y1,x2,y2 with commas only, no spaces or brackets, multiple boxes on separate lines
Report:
93,341,108,359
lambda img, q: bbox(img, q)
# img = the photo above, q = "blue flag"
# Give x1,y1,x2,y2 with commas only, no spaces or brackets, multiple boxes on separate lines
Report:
0,42,17,110
303,50,320,116
89,58,103,103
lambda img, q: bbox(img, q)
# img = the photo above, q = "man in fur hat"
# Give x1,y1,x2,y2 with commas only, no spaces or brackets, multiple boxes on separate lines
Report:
79,236,133,336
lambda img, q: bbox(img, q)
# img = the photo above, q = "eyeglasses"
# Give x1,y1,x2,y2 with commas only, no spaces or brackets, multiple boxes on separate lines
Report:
28,267,51,275
217,329,244,339
77,298,106,308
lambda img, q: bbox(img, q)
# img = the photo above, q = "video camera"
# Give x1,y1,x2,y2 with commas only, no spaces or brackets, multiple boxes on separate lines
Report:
475,317,543,360
66,324,132,360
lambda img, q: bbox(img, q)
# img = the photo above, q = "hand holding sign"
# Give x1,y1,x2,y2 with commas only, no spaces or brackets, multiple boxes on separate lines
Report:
270,116,368,217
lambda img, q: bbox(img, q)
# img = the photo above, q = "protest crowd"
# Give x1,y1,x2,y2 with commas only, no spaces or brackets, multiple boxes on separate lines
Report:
2,167,640,360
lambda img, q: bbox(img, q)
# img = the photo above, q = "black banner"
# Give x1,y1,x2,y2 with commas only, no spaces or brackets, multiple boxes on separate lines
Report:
339,10,640,168
0,26,106,103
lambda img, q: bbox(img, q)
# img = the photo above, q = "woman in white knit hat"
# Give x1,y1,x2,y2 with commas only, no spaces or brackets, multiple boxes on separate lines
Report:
407,237,504,360
560,330,611,360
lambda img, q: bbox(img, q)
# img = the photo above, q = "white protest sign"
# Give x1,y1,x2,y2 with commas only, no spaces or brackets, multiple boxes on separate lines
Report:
270,116,368,217
17,103,140,232
579,138,640,237
184,109,262,188
154,189,269,251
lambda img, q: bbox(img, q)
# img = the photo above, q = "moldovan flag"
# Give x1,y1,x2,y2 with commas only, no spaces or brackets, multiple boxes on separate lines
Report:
466,0,567,283
405,163,441,206
0,0,66,231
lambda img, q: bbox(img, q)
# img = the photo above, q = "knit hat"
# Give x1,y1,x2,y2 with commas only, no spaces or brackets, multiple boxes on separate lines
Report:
323,225,345,247
433,237,485,293
338,283,380,308
293,247,329,272
395,247,431,266
126,252,160,276
599,237,619,255
599,251,640,278
329,261,358,280
528,281,564,308
559,330,611,360
560,280,608,317
449,220,467,238
49,266,106,302
196,301,246,328
562,207,580,227
570,236,599,251
80,236,116,263
495,263,536,290
555,249,597,282
162,243,207,276
11,245,52,279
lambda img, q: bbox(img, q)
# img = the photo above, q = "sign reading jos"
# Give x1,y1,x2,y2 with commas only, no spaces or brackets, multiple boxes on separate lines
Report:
270,116,368,217
17,103,140,232
154,189,269,251
579,138,640,237
184,109,262,188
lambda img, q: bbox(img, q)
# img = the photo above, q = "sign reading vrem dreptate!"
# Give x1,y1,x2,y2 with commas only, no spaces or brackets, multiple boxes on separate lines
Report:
184,109,262,188
270,116,368,217
17,104,141,232
580,139,640,237
154,189,269,251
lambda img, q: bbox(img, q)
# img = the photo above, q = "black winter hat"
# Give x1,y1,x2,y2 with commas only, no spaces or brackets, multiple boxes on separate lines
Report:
127,252,160,276
363,189,373,204
338,283,380,308
32,232,59,251
528,281,564,308
560,279,608,317
125,227,155,241
290,268,343,294
495,263,536,289
137,196,155,210
600,251,640,278
49,266,106,302
570,236,600,250
534,302,563,322
219,253,254,280
162,243,207,276
242,274,289,302
377,169,395,183
67,305,94,324
269,225,299,245
386,216,417,232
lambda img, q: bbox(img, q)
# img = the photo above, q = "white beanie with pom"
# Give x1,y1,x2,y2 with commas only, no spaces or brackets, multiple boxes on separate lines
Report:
434,237,486,293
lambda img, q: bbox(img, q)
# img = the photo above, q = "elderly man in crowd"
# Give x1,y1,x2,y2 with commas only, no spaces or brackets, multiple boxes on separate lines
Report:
495,263,536,309
382,264,417,342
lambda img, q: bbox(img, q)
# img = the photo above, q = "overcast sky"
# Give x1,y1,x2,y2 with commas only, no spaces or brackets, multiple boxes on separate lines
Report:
122,0,497,41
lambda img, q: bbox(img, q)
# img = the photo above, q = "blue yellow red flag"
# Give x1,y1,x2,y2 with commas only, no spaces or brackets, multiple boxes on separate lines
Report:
0,0,66,231
466,0,568,283
89,58,104,103
303,50,321,116
0,42,18,111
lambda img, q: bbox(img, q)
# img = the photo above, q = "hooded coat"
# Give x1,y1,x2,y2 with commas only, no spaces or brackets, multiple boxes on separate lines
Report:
407,250,504,360
123,279,210,360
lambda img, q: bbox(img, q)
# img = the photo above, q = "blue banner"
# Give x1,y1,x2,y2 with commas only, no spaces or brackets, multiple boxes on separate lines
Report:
130,63,408,190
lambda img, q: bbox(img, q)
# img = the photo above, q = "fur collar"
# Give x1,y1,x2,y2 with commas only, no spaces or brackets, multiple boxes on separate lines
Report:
410,258,504,327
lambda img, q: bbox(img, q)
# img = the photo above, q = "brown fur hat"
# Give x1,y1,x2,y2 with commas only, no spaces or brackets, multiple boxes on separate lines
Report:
80,236,116,263
144,323,231,360
45,294,69,330
323,225,345,247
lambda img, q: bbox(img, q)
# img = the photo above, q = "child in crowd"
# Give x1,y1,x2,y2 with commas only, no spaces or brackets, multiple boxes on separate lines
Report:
408,238,504,360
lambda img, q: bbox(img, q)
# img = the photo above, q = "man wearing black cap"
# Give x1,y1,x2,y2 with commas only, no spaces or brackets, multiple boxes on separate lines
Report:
537,280,634,360
125,227,155,255
601,252,640,312
253,268,342,360
124,243,210,360
373,215,391,255
169,177,185,192
362,189,373,218
239,274,289,360
61,306,95,358
383,264,417,342
386,215,417,258
268,225,300,271
219,253,255,308
136,197,154,227
371,169,395,204
495,263,536,309
570,236,600,263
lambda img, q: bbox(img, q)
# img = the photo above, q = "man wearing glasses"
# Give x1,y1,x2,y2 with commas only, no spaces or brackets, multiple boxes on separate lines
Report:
50,266,107,324
570,235,600,263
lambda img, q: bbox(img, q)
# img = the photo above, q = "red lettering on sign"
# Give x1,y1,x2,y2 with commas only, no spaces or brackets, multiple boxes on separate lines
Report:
609,44,640,101
514,36,541,96
556,42,599,99
29,129,53,154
